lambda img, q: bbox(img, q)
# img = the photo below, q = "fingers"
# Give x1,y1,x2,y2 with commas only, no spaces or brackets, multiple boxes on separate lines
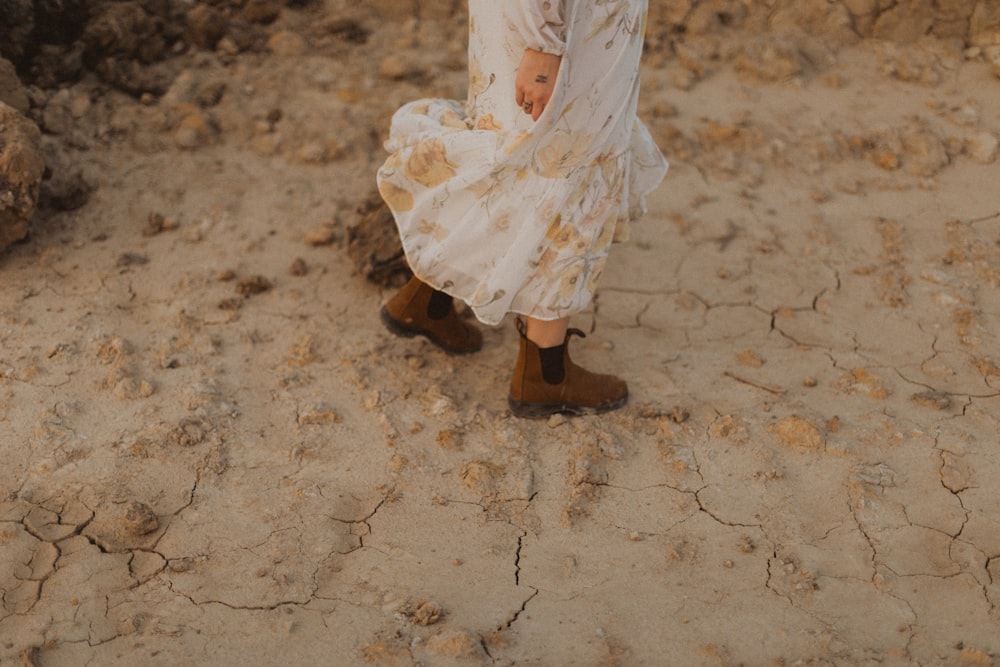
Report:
515,49,561,122
521,97,546,121
516,86,544,119
520,82,552,120
518,82,547,119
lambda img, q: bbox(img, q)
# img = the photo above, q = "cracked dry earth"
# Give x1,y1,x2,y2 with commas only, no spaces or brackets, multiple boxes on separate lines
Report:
3,10,1000,667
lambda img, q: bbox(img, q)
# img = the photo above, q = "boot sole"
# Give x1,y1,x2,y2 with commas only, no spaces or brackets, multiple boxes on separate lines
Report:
507,393,628,419
380,306,482,355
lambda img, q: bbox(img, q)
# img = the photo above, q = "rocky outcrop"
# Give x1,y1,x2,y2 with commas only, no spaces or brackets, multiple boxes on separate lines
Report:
0,102,44,252
646,0,998,45
0,0,34,63
1,0,994,98
0,57,29,115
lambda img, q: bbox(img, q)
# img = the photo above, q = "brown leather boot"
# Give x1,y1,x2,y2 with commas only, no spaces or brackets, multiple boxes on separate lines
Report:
508,319,628,418
381,277,483,354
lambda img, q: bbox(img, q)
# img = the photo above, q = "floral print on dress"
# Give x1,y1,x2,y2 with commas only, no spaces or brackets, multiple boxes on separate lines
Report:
376,0,668,326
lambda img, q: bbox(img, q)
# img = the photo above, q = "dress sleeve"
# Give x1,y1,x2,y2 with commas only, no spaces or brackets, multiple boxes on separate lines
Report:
502,0,566,56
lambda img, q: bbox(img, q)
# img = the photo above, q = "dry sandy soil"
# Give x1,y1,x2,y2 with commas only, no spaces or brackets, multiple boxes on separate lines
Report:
3,1,1000,665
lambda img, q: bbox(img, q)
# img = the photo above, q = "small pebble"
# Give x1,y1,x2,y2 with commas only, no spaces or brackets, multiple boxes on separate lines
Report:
412,601,443,626
123,501,159,535
547,413,568,428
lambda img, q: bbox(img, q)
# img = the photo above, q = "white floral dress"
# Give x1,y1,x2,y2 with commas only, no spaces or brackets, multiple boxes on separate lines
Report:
377,0,668,325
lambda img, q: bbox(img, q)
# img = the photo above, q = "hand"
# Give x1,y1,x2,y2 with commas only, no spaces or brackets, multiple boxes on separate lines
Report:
515,48,562,121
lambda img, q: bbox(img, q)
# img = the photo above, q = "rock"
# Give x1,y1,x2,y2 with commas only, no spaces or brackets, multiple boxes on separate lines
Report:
843,0,878,19
368,0,460,21
665,64,699,90
267,31,309,57
346,189,408,286
649,0,694,30
931,0,979,39
965,131,999,164
224,21,268,54
0,57,29,114
957,647,995,666
734,36,804,83
910,390,952,410
870,134,902,172
685,1,747,35
0,0,34,64
82,2,167,67
418,2,460,21
321,17,371,45
768,0,855,41
770,415,825,451
173,110,216,149
243,0,281,25
423,630,484,660
111,375,155,399
970,2,1000,47
304,224,338,246
187,5,229,51
39,138,94,211
411,600,444,626
235,274,273,296
378,54,424,80
168,419,208,447
0,102,44,252
879,44,943,85
872,1,935,42
901,123,948,176
298,402,342,425
123,501,159,535
24,42,86,89
39,88,74,135
161,70,201,108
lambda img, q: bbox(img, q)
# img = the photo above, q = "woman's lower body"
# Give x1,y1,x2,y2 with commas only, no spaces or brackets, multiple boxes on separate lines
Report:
376,0,667,417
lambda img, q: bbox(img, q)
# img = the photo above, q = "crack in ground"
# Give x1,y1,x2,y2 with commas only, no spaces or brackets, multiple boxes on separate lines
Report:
480,586,540,661
762,541,834,629
514,531,526,586
764,546,791,605
9,468,206,620
125,549,168,587
847,494,927,625
440,492,538,588
319,491,392,553
932,434,975,498
17,499,97,613
164,577,316,611
3,374,73,389
847,501,878,577
771,318,851,353
895,367,1000,400
693,488,761,529
504,587,538,630
967,211,1000,225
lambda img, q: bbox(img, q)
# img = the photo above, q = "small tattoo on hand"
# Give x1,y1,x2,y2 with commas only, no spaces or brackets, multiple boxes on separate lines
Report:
535,74,549,84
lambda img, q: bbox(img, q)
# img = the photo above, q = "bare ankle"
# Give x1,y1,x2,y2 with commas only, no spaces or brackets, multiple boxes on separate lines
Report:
524,317,569,348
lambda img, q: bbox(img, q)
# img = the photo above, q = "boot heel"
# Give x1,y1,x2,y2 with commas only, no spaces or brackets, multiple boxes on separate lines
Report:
507,395,628,419
380,306,419,338
507,397,563,419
